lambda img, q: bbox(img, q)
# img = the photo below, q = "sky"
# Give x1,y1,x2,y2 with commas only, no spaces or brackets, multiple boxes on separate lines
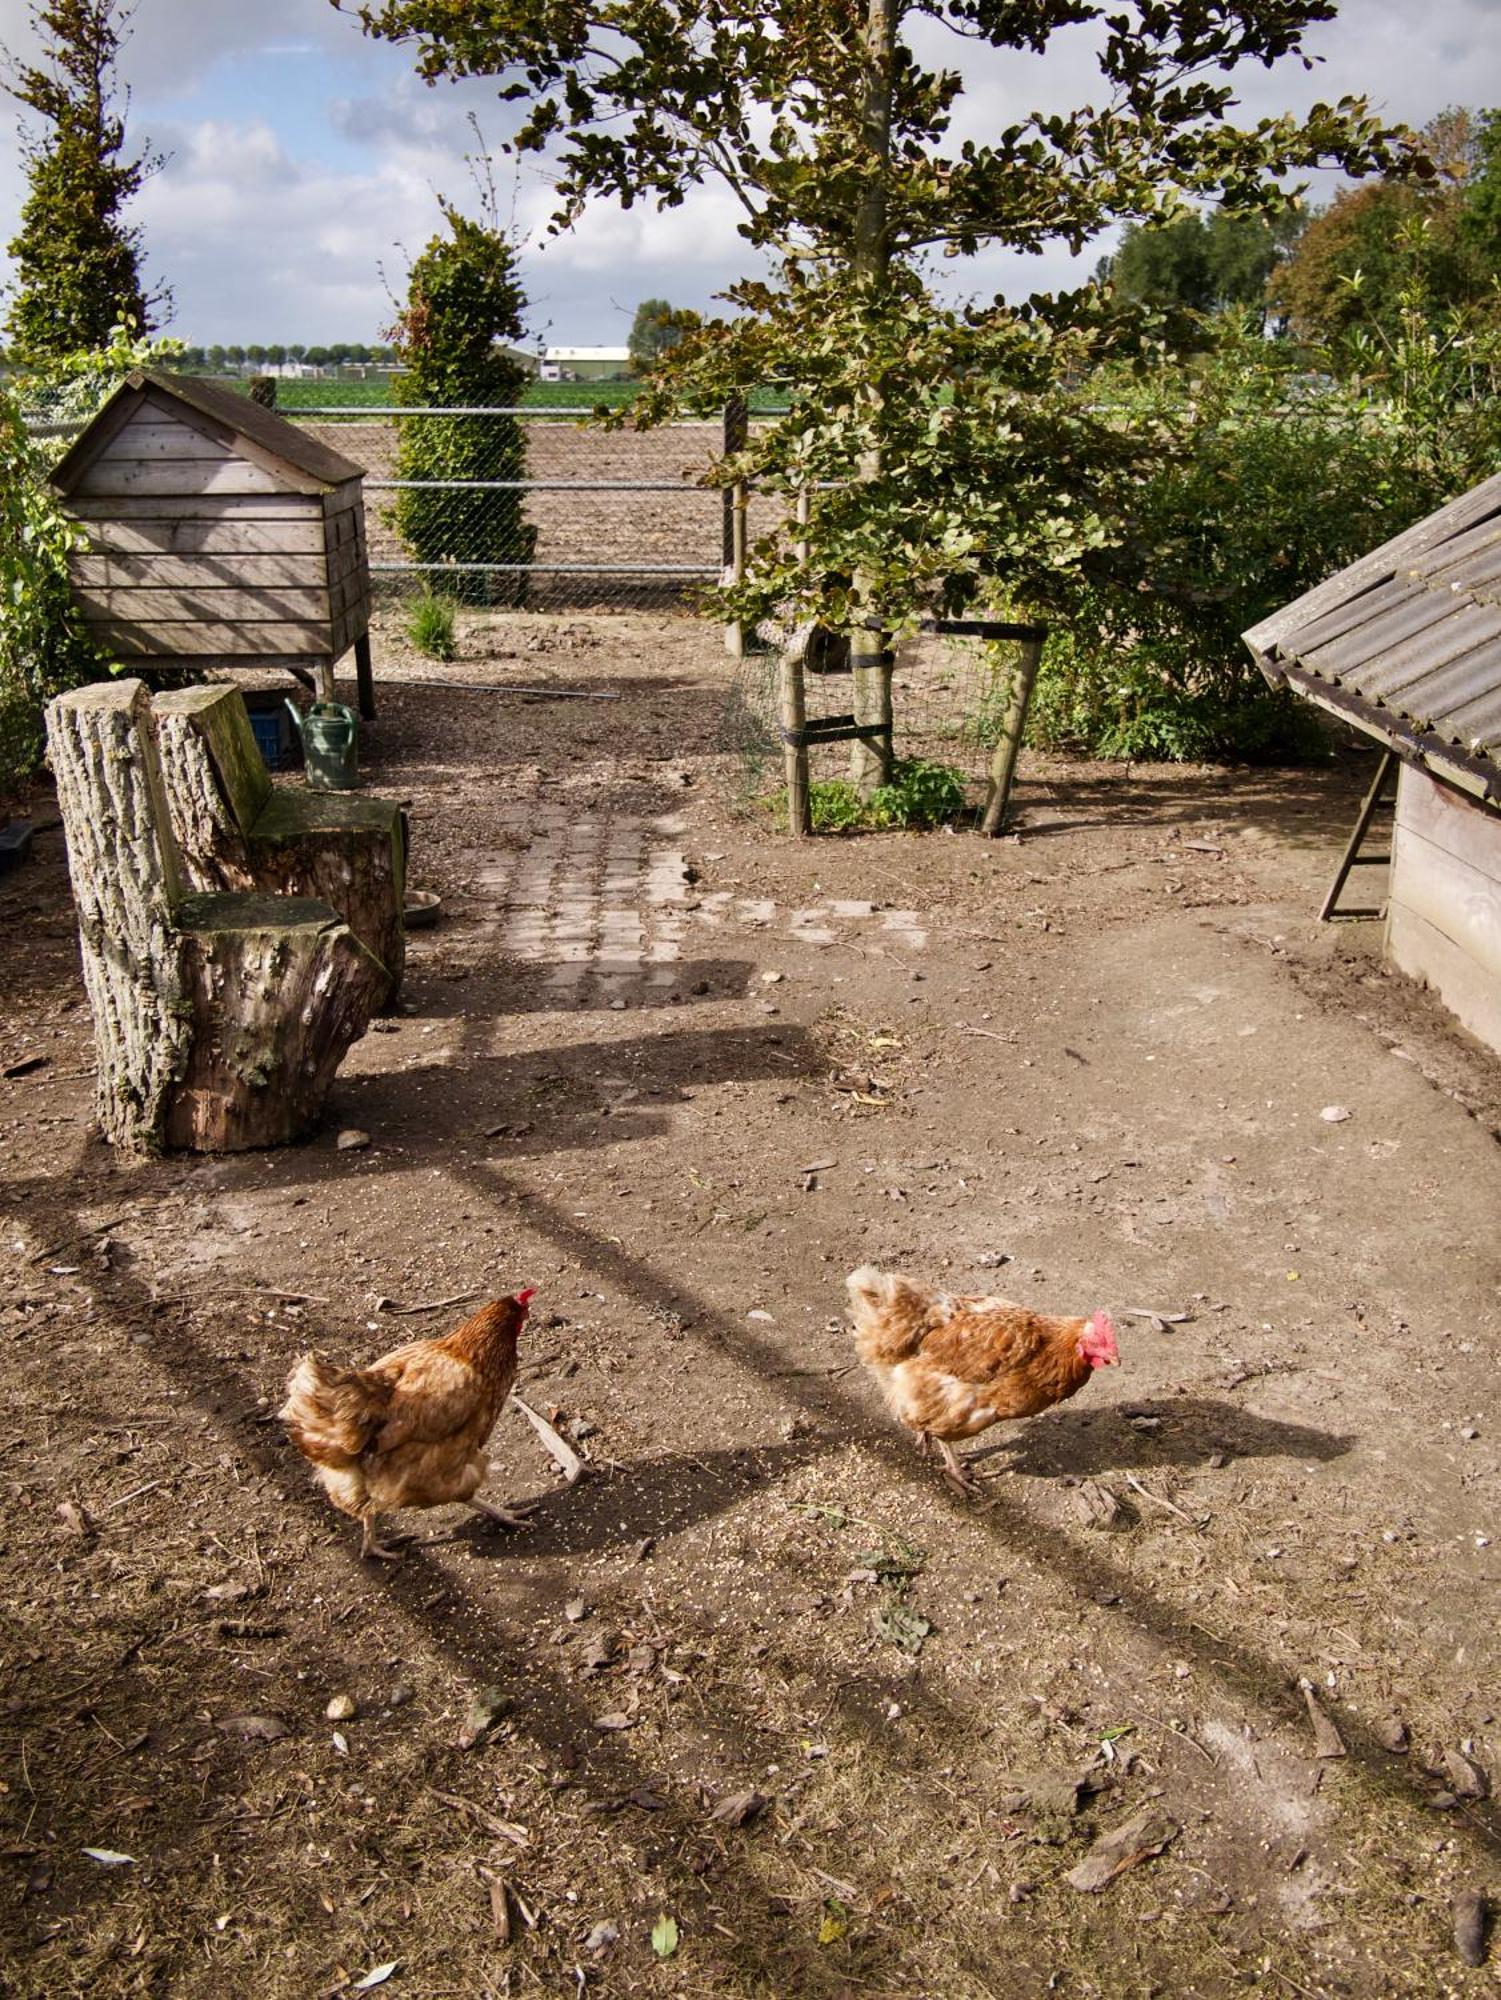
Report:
0,0,1498,347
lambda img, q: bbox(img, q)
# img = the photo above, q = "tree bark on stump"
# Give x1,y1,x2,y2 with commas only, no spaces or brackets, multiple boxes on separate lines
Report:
46,680,384,1154
166,894,385,1151
46,680,194,1151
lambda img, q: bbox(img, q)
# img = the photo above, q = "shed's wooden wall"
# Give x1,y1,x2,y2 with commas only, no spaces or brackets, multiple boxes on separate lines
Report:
62,397,367,665
1386,763,1501,1056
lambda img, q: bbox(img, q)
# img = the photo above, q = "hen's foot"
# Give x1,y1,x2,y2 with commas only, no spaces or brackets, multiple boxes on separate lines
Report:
938,1442,978,1498
359,1521,404,1562
471,1499,536,1532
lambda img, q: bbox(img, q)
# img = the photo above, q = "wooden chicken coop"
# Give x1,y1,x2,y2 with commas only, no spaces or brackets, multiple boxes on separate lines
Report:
50,368,376,718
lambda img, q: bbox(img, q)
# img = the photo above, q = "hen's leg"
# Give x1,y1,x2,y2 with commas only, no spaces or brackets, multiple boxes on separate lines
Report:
359,1509,403,1562
471,1499,536,1532
938,1440,977,1497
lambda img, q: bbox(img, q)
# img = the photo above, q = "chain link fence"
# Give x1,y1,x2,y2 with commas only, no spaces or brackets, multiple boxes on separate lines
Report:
289,405,756,612
722,624,1047,818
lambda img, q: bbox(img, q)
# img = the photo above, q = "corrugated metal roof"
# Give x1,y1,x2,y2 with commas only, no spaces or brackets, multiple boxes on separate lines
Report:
1244,472,1501,798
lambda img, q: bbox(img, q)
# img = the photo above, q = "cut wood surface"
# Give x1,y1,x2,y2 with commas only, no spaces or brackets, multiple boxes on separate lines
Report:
1396,763,1501,882
1386,900,1501,1053
69,492,312,519
95,421,238,462
44,680,192,1151
153,685,405,1005
167,895,384,1151
1389,821,1501,977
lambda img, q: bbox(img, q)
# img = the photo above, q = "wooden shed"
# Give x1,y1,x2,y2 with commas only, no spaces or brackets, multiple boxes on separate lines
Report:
1245,473,1501,1056
50,368,375,717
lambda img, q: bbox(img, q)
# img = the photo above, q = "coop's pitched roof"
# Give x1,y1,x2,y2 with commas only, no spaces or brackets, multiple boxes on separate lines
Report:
50,368,365,497
1244,472,1501,802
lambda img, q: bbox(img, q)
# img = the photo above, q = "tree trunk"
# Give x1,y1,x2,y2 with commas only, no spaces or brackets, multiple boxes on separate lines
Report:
46,679,385,1155
165,894,385,1151
45,680,193,1152
848,0,897,797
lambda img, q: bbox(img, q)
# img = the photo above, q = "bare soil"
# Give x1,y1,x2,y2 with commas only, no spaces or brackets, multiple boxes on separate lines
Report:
1,608,1498,1999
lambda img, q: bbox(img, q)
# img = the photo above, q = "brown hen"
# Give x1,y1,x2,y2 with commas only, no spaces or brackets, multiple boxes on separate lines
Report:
281,1291,535,1559
847,1265,1119,1493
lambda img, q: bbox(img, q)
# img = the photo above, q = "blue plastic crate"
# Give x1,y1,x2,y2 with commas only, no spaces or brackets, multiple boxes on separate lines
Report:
246,702,297,772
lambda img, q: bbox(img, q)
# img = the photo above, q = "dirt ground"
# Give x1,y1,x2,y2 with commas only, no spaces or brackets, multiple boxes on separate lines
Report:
2,607,1499,1999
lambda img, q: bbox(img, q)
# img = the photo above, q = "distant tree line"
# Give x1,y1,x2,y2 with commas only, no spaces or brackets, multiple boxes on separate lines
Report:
1101,106,1501,357
169,343,401,371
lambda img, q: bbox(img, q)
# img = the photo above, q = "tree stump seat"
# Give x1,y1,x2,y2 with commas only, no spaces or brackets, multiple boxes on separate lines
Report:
45,679,387,1154
152,684,406,1006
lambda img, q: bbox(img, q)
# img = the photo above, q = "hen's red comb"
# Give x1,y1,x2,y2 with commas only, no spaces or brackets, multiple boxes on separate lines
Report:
515,1287,537,1307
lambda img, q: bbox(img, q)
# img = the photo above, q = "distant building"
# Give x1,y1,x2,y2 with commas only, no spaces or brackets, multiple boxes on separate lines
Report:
539,345,634,383
495,343,542,376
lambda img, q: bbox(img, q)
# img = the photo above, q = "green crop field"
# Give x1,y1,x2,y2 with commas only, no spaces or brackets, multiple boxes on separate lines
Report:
201,375,790,417
266,376,643,414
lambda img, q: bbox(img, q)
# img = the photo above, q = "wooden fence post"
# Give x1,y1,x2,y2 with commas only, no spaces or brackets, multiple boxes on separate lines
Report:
980,632,1045,837
723,397,749,658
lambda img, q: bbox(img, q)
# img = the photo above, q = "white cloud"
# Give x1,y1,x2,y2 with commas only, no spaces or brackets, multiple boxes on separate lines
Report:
1,0,1498,342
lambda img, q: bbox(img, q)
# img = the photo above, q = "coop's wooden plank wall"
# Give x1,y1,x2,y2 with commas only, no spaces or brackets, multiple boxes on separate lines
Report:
325,479,371,662
62,400,368,664
1386,763,1501,1055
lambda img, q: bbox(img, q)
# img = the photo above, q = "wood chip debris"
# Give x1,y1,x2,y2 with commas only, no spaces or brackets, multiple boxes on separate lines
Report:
1455,1888,1490,1968
708,1789,768,1827
1298,1679,1346,1759
375,1289,481,1316
1065,1809,1179,1891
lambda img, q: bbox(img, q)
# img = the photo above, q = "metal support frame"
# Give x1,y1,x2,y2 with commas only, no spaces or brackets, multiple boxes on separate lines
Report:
1319,748,1397,921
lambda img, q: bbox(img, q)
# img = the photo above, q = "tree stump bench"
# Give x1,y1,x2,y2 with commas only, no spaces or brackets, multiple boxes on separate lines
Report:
46,680,387,1153
153,685,406,1007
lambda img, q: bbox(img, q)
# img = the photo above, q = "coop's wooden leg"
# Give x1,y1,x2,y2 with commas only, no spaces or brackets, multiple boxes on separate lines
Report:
1318,748,1395,921
354,634,376,722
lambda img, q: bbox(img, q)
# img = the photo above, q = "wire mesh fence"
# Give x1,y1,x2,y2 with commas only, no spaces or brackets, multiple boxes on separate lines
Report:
722,625,1047,822
287,405,768,613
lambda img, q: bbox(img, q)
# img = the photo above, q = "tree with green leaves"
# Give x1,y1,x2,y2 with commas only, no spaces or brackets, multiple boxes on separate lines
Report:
389,195,535,604
628,299,687,374
355,0,1419,789
2,0,165,361
1103,205,1306,330
1268,107,1496,348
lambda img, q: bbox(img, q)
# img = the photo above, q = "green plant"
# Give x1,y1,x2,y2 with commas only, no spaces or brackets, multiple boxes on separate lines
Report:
403,590,457,661
866,757,968,828
363,0,1419,794
389,155,535,607
1029,324,1501,761
796,758,966,833
0,377,102,797
806,779,868,834
2,0,167,362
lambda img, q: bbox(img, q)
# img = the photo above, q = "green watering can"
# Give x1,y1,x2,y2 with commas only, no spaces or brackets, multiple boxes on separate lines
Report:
286,698,359,791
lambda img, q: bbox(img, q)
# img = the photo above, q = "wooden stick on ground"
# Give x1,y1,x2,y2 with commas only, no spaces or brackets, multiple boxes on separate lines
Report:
511,1395,585,1485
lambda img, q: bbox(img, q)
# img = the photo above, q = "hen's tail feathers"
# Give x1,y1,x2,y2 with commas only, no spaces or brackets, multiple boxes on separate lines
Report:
280,1353,393,1467
846,1265,935,1364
